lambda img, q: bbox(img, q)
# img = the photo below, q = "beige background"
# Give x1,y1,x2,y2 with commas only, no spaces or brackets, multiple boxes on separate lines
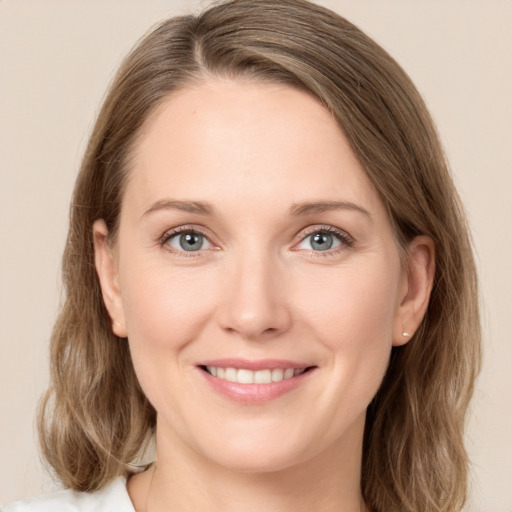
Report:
1,0,511,509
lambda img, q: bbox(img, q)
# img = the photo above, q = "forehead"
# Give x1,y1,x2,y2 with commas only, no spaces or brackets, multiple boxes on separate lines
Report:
124,79,386,220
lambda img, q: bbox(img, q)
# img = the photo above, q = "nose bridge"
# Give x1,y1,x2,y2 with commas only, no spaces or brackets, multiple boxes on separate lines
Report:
217,240,291,340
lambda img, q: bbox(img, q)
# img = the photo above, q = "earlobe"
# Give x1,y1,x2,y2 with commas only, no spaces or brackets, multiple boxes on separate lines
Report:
393,236,435,346
92,219,127,338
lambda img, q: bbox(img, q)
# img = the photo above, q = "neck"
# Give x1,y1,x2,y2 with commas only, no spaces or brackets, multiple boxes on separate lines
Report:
129,415,368,512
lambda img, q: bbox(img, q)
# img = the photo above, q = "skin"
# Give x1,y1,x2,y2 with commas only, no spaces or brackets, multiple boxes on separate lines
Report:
94,79,434,512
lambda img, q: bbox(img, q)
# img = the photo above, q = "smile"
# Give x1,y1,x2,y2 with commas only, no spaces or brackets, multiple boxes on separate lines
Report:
204,366,307,384
197,359,316,403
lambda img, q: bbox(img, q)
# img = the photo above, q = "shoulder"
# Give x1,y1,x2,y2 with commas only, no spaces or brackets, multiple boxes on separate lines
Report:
2,477,135,512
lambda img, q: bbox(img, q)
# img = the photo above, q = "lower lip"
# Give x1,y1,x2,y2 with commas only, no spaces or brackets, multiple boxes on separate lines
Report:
198,368,314,404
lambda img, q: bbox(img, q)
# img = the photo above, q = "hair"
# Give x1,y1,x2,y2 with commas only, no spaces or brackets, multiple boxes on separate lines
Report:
38,1,481,510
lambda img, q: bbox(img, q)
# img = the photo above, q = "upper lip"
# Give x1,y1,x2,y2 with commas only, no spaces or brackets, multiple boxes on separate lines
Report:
197,358,315,371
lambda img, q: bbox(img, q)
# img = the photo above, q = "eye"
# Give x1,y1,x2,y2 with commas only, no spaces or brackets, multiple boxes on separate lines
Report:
295,226,353,254
164,228,213,253
300,232,340,251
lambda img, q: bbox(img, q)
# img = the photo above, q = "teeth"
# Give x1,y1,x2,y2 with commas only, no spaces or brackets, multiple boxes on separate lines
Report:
237,369,254,384
205,366,307,384
225,367,237,382
254,369,271,384
284,368,294,379
271,368,284,382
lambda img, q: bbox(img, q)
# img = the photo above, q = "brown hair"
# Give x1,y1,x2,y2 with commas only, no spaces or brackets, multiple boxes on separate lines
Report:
38,1,481,510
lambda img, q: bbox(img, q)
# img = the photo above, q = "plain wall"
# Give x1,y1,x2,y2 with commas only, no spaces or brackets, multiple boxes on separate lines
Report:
1,1,511,509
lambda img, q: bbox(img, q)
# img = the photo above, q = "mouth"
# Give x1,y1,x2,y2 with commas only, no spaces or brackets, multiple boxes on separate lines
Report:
199,365,315,384
196,359,317,403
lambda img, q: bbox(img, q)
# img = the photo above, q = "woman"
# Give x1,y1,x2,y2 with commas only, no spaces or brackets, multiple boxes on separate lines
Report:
3,0,480,511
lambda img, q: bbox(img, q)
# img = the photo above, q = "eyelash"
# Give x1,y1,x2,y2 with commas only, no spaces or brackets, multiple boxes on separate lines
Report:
159,225,211,259
159,224,354,259
299,225,354,257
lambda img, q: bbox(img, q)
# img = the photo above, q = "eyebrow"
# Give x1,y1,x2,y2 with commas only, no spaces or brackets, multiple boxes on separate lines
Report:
288,200,371,218
142,200,216,219
141,199,370,219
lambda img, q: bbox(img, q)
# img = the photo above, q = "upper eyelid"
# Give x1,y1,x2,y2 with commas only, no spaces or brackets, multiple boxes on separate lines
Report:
161,224,210,242
299,224,351,238
160,224,351,240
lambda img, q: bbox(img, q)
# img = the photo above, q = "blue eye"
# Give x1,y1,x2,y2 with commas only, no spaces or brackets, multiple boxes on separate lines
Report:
296,227,352,253
166,230,212,252
161,225,352,257
308,232,339,251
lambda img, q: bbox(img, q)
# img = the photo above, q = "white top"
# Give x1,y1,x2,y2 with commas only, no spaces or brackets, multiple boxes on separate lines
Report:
2,477,135,512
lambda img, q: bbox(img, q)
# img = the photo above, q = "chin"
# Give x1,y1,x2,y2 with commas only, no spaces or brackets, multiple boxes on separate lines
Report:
204,444,309,474
188,420,340,475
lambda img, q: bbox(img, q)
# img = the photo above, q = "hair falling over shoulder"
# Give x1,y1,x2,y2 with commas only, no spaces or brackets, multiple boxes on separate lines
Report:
38,1,481,510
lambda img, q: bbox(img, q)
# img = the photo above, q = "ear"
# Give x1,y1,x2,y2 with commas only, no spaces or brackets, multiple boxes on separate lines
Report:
393,236,435,346
93,219,127,338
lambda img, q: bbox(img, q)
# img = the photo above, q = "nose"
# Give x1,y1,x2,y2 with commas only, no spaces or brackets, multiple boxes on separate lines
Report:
216,250,292,341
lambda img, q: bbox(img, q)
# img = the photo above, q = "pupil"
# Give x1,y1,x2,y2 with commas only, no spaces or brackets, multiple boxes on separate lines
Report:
312,233,333,251
180,233,202,251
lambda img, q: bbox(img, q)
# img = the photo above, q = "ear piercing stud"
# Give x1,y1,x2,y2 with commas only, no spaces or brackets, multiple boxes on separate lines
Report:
402,331,411,337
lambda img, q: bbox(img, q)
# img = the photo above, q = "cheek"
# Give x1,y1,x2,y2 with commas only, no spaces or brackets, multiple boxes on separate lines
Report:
296,258,401,399
299,260,400,343
119,262,219,414
121,264,217,349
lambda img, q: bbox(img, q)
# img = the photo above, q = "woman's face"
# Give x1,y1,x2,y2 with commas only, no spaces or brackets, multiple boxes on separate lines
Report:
95,79,416,473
